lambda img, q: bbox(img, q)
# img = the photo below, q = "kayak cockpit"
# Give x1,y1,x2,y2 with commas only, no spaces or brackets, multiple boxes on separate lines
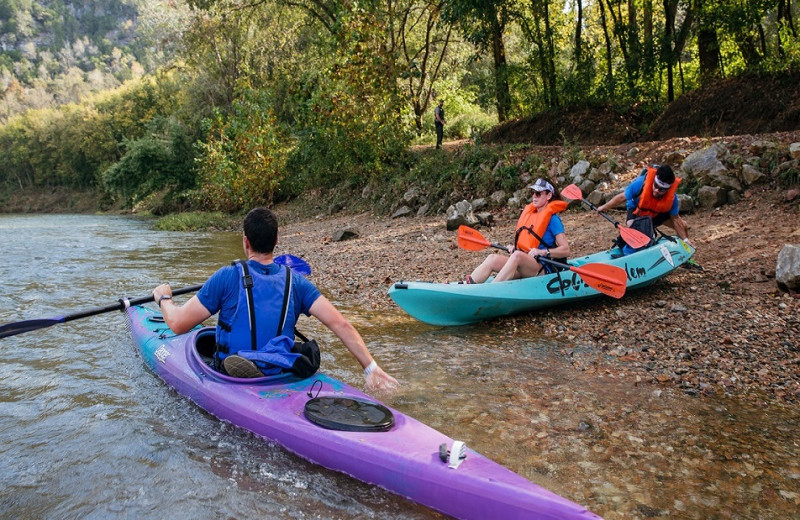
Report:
189,327,298,385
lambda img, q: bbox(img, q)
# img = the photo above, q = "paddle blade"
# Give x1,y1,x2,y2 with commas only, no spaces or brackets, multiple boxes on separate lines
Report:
618,225,653,249
457,226,492,251
275,254,311,276
0,317,64,339
562,184,583,200
572,263,627,299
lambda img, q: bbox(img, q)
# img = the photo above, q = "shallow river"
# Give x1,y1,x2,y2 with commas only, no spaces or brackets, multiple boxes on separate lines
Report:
0,214,797,519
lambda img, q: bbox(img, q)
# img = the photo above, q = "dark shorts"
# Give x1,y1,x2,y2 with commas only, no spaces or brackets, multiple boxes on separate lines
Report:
628,209,670,227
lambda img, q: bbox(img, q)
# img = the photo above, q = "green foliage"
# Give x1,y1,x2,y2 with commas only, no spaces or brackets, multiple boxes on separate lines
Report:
0,0,161,121
284,5,412,194
154,211,236,231
101,115,195,206
194,89,288,213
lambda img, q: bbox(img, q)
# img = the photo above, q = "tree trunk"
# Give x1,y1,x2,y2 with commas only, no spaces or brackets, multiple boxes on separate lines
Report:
491,11,511,122
697,26,721,84
599,0,615,97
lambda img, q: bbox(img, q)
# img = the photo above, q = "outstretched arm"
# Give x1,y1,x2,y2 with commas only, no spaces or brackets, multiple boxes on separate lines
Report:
666,215,690,241
310,295,398,392
153,284,212,334
597,191,627,213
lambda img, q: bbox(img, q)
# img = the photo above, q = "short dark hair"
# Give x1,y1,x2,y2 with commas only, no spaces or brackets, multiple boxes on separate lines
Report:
656,165,675,185
243,208,278,254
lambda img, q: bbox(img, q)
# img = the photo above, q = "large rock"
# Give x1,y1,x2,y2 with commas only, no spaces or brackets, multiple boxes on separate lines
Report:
446,200,479,231
681,144,742,192
776,244,800,290
697,185,726,209
586,189,606,207
569,160,591,180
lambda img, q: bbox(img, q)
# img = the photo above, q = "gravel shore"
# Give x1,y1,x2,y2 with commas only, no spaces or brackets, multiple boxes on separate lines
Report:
276,161,799,405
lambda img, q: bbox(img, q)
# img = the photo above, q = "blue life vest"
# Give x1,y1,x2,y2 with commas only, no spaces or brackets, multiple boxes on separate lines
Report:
215,261,300,373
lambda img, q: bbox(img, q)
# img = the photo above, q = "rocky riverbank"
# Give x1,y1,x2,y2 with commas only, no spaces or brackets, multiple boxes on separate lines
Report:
275,132,800,405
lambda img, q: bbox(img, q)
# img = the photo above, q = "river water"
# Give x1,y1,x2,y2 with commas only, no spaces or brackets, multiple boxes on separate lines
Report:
0,214,797,519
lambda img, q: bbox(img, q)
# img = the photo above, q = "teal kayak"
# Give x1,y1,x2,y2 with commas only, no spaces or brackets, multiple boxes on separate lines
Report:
388,236,695,326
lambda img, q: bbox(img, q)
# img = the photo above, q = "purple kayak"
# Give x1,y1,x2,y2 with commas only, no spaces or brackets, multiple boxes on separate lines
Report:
126,304,601,519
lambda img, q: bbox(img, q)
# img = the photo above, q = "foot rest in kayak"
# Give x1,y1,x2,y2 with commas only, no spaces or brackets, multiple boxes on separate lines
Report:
304,397,395,432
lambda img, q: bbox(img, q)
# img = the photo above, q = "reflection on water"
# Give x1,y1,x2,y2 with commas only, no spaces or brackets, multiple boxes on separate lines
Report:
0,214,798,520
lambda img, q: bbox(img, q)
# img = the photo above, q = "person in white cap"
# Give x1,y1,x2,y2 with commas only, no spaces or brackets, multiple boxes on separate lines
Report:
465,178,571,283
597,164,690,244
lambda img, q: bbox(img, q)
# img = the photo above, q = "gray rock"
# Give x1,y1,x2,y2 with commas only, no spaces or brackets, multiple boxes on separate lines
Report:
416,203,430,216
476,212,494,226
681,144,729,182
570,160,591,180
598,161,614,175
697,185,726,209
332,227,359,241
788,142,800,160
579,179,597,196
749,140,778,155
445,200,479,230
471,198,487,211
677,194,695,214
588,168,607,183
663,150,687,165
586,190,605,207
391,206,413,219
402,186,422,205
490,190,506,205
776,244,800,290
740,164,765,186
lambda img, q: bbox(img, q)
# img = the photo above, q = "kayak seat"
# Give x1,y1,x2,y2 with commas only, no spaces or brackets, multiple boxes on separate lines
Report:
304,397,395,432
195,329,217,365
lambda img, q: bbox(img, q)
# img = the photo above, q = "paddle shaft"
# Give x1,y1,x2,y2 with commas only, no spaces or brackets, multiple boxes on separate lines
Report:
576,197,624,229
72,284,204,321
0,284,204,339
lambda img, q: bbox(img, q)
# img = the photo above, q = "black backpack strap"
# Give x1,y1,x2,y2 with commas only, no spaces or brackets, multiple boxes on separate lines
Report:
276,265,291,337
514,225,555,251
236,260,258,351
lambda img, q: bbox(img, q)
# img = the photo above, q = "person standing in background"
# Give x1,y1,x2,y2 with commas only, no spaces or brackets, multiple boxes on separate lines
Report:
434,99,445,149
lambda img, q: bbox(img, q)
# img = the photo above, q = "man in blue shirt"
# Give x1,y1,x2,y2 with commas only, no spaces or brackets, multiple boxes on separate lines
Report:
597,165,690,244
152,208,398,392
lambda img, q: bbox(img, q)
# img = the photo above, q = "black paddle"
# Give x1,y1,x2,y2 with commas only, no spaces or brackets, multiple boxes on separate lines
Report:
0,284,203,339
0,254,313,340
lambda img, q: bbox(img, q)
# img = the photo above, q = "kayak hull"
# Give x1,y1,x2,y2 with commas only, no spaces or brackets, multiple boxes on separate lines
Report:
126,305,601,519
388,237,695,326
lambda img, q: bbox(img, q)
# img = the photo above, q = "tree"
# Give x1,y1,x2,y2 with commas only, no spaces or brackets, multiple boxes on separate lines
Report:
442,0,513,121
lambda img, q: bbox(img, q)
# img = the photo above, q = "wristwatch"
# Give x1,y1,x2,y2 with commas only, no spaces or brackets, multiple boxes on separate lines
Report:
158,294,172,307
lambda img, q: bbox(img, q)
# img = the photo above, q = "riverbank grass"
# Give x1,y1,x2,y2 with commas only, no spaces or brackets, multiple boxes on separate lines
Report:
154,211,239,231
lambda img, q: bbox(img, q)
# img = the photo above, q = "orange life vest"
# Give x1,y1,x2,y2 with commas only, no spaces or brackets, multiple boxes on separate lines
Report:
514,200,568,252
633,165,681,218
